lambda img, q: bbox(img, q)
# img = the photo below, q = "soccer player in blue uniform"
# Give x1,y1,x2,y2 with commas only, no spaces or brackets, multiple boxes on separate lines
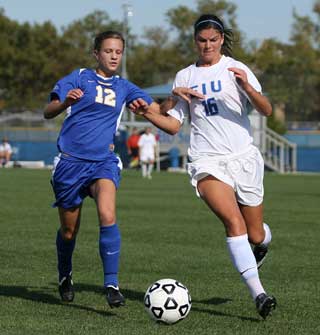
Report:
44,31,153,308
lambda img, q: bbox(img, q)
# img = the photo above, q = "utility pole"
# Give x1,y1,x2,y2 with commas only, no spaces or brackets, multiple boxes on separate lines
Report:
122,2,133,79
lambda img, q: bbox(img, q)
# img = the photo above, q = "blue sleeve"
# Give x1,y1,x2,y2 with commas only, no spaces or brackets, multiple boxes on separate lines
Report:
124,80,153,106
49,69,80,102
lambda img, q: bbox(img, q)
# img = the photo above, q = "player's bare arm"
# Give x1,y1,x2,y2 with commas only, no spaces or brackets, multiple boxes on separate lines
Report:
228,67,272,117
44,89,84,119
129,98,181,135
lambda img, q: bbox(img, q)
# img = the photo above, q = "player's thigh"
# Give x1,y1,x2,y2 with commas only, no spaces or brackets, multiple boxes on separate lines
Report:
90,179,116,225
197,175,247,236
58,205,82,239
239,203,264,244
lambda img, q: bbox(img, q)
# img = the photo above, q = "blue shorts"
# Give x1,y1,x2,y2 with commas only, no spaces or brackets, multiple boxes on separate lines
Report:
51,153,122,209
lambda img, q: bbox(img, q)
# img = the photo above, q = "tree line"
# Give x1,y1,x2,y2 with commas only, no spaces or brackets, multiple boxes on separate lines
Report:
0,0,319,127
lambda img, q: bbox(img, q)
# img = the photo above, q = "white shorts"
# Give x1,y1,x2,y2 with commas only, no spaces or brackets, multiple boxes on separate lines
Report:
140,153,154,162
187,145,264,206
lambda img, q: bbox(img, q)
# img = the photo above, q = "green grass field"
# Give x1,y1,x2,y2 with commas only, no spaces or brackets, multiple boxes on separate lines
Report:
0,169,319,335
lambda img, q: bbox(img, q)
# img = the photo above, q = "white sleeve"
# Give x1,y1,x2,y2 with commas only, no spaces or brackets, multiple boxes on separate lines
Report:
167,100,188,124
167,69,190,124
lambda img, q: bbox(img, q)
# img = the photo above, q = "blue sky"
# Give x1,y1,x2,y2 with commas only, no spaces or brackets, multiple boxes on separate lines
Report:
0,0,316,43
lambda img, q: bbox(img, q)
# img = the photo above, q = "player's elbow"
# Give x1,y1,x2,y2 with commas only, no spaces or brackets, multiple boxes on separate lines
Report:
167,129,178,136
260,96,272,117
167,123,181,135
43,112,50,119
43,110,50,119
43,110,54,119
264,104,272,117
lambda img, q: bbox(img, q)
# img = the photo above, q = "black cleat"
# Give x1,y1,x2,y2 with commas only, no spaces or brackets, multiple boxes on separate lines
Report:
253,245,268,269
255,293,277,319
105,286,125,308
59,275,74,302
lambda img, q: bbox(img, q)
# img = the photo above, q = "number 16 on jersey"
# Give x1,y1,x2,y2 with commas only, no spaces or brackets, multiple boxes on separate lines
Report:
202,97,219,116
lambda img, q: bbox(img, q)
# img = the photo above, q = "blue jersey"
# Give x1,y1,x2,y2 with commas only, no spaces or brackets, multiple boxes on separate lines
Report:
50,69,153,161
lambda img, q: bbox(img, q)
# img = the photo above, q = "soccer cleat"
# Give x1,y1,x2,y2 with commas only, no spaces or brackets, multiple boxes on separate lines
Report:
253,245,268,269
105,286,125,308
58,275,74,302
255,293,277,319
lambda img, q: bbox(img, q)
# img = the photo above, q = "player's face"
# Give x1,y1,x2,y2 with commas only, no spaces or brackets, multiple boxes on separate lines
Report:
195,28,224,66
95,38,124,77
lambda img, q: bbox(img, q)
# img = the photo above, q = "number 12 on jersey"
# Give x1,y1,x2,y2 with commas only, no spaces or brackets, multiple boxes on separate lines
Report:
202,97,219,116
95,85,116,107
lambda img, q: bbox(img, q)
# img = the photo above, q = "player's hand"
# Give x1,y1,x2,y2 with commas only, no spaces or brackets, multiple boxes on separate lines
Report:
172,87,205,104
64,89,84,106
228,67,250,90
129,98,149,115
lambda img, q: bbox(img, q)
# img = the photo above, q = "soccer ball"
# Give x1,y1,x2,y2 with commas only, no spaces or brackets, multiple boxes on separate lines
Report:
144,278,191,324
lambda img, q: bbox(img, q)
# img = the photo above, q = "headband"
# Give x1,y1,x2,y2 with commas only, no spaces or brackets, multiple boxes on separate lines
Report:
195,19,224,31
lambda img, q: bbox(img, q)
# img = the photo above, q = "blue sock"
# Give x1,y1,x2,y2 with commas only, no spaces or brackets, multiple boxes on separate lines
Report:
99,224,121,288
56,230,75,282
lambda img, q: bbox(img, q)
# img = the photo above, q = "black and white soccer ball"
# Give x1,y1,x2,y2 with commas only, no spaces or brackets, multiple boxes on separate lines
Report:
144,278,191,324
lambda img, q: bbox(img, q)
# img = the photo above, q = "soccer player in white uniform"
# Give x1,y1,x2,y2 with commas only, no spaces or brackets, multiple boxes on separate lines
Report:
0,137,12,167
138,127,157,179
129,14,276,319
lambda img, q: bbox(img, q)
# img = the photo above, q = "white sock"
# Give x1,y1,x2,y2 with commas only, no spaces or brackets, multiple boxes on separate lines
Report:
260,223,272,248
142,164,147,177
147,163,153,176
226,234,265,300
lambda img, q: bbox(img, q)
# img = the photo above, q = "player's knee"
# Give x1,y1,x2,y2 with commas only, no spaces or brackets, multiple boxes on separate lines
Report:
60,227,77,241
99,210,116,226
224,216,246,236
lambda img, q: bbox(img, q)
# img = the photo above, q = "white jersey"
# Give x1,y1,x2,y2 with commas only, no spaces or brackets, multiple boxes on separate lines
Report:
138,133,156,157
0,142,12,154
167,55,262,160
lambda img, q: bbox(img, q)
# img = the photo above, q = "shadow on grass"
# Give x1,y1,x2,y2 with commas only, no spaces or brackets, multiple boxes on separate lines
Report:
193,297,232,305
73,284,260,322
190,297,260,322
0,284,115,317
71,283,145,302
191,305,260,322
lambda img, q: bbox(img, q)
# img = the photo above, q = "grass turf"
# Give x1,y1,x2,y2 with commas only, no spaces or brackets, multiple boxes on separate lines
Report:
0,169,319,335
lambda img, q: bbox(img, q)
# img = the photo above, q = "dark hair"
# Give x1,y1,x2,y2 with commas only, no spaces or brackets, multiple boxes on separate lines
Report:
94,31,125,51
194,14,233,56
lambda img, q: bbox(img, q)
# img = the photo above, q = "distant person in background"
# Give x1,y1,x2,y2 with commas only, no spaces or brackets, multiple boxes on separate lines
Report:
129,14,276,319
138,127,156,179
0,137,12,167
126,127,140,168
43,30,154,308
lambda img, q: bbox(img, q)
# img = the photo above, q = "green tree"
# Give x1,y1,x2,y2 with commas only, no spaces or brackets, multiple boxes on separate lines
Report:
250,2,320,124
0,9,61,109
